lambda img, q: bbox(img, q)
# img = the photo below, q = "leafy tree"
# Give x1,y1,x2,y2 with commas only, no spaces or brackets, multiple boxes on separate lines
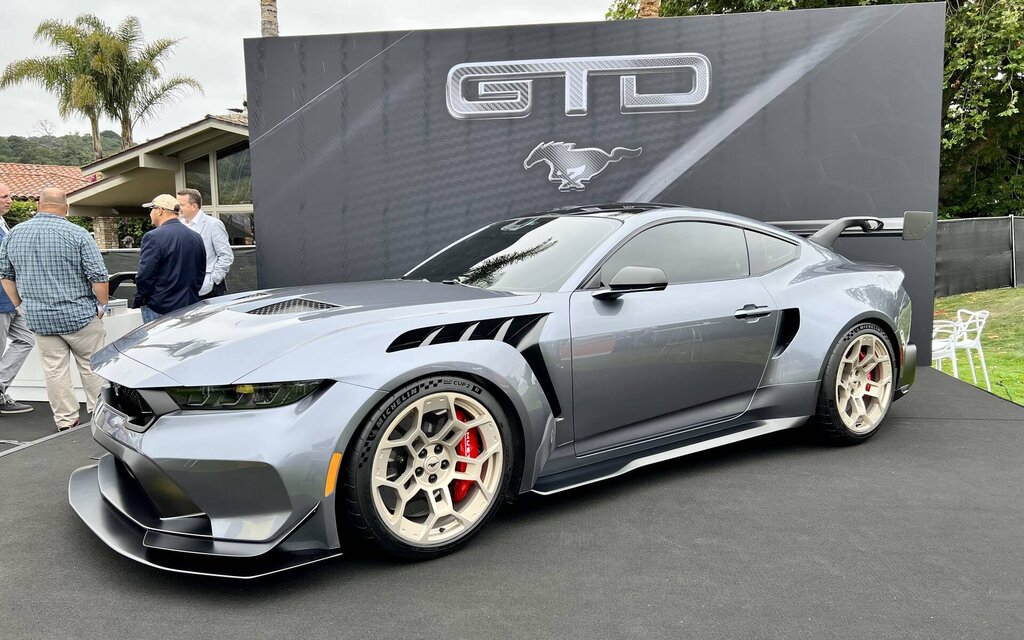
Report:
606,0,1024,218
1,18,108,160
4,199,38,226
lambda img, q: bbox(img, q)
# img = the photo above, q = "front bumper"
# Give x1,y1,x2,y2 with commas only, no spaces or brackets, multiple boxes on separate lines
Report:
69,461,341,579
68,378,385,578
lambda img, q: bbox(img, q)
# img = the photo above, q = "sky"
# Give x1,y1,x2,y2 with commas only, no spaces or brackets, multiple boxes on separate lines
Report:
1,0,612,140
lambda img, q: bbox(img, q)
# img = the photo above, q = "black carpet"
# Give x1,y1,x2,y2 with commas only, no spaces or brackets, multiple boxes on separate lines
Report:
0,368,1022,640
0,402,90,448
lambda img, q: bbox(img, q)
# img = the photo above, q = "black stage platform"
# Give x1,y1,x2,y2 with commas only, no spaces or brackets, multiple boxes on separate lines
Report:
0,402,90,453
1,368,1021,639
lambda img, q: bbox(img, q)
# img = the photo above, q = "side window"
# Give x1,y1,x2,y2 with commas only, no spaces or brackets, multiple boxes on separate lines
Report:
745,230,799,276
601,222,749,285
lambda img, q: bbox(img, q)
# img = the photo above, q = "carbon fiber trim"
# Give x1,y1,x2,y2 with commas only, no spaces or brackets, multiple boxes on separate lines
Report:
247,299,339,315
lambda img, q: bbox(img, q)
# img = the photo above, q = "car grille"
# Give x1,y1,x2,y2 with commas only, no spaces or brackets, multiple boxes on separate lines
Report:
247,299,339,315
109,383,156,428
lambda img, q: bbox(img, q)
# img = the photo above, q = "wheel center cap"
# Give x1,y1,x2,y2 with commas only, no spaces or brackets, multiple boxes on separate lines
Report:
425,456,441,472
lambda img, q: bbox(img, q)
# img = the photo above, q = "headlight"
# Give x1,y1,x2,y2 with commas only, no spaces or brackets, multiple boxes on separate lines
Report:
166,380,325,410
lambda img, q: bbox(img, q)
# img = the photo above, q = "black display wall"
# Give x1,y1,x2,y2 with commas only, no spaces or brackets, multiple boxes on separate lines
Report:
244,3,944,360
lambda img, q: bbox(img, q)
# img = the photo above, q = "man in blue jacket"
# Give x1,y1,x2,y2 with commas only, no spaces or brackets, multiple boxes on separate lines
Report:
0,182,34,414
135,194,206,323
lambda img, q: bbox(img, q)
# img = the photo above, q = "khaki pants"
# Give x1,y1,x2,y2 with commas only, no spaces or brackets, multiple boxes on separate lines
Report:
36,318,106,429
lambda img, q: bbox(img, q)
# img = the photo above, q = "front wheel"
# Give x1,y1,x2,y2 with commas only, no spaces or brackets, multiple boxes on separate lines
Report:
340,376,515,559
813,323,896,444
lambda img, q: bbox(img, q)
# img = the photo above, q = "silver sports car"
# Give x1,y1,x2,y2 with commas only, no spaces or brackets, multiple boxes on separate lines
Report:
70,203,916,578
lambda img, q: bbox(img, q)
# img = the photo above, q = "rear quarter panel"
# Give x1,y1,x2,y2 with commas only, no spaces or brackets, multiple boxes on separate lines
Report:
758,244,907,386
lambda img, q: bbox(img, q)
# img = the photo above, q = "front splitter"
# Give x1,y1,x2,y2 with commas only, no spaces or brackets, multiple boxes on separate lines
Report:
68,465,342,579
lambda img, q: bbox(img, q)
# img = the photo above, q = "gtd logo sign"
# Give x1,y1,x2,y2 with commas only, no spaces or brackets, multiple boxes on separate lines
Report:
446,53,711,120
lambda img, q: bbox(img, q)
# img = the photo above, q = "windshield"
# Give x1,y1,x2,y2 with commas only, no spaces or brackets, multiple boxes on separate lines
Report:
405,216,620,292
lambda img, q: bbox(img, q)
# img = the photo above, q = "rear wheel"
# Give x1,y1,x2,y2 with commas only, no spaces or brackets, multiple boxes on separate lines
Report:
341,376,514,559
814,323,896,444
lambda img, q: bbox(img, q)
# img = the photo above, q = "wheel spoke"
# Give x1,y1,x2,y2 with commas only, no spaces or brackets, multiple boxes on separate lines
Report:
382,405,425,449
863,384,885,398
852,396,868,421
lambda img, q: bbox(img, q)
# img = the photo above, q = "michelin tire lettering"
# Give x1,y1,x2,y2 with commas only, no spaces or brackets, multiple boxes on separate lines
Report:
446,53,711,120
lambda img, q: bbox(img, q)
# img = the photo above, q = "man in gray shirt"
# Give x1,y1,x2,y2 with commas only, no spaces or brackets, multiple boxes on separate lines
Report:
176,189,233,298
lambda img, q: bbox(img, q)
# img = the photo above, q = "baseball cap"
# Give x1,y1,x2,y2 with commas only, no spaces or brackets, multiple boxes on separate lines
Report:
142,194,180,211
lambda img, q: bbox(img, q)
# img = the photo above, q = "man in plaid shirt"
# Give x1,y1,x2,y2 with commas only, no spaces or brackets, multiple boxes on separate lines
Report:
0,188,110,431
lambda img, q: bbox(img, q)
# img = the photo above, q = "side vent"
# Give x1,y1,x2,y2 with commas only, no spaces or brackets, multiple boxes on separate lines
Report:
387,315,547,353
247,299,340,316
772,308,800,358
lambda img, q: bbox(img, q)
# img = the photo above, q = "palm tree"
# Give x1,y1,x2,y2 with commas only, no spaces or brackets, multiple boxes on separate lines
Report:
638,0,661,17
84,15,202,149
261,0,280,37
1,19,107,160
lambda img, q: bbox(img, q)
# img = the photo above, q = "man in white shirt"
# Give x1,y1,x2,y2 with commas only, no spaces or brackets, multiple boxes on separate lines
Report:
175,189,234,298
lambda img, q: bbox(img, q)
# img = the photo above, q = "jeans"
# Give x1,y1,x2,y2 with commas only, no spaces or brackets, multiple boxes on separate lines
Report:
0,311,34,394
141,306,163,323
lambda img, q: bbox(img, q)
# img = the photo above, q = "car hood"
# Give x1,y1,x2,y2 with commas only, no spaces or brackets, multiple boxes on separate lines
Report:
94,280,538,386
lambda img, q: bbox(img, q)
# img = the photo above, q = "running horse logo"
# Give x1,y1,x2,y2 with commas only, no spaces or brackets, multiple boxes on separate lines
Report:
523,142,643,192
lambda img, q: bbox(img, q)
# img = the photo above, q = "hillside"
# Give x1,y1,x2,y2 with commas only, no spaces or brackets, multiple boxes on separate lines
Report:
0,131,122,166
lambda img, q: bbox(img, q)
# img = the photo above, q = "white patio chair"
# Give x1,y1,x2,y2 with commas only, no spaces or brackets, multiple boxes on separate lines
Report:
953,309,991,392
931,321,960,379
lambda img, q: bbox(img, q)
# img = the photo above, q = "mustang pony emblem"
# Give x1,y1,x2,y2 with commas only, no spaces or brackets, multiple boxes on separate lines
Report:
523,142,642,192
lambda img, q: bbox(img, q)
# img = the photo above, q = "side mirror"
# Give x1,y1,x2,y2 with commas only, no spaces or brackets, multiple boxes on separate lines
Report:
902,210,934,241
592,266,668,300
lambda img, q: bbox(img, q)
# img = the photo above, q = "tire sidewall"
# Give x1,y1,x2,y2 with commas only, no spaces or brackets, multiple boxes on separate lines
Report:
344,375,515,559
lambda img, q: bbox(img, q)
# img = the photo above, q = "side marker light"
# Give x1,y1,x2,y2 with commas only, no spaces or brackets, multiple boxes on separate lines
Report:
325,452,343,497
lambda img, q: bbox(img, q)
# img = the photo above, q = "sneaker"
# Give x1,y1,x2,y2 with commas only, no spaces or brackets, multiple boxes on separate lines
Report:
0,394,33,414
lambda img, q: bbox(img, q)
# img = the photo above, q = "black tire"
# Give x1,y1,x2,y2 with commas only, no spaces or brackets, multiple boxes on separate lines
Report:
813,323,897,445
340,375,516,560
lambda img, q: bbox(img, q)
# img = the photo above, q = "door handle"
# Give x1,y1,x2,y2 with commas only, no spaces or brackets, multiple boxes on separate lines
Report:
734,304,774,320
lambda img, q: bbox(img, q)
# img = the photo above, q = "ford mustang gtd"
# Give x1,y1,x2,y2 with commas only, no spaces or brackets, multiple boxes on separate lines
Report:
70,203,916,578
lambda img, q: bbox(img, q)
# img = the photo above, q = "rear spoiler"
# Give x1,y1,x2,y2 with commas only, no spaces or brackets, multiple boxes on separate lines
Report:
769,211,934,248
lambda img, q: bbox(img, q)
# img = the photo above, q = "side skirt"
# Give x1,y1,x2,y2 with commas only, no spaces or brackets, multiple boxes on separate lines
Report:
531,417,807,495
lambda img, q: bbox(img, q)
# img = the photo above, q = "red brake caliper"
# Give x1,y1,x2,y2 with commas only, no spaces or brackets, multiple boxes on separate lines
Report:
452,408,479,503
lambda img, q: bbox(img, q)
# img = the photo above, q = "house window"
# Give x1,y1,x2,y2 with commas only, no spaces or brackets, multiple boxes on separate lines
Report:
216,143,252,205
184,155,212,206
180,142,255,245
220,212,255,245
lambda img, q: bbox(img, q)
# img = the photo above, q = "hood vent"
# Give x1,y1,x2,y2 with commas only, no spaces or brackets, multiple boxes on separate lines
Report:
387,314,546,353
247,298,339,316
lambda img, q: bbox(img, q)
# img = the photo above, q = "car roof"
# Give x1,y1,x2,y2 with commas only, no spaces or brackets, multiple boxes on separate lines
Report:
536,202,681,218
519,202,806,242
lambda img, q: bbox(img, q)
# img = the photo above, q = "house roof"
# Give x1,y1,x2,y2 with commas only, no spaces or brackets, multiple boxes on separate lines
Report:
67,113,249,210
77,113,249,177
0,163,92,199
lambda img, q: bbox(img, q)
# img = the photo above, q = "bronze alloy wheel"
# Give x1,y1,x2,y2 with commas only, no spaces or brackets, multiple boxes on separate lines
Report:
342,376,515,559
814,323,897,444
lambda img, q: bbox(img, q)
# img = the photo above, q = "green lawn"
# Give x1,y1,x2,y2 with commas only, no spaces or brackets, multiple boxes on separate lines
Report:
932,287,1024,405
